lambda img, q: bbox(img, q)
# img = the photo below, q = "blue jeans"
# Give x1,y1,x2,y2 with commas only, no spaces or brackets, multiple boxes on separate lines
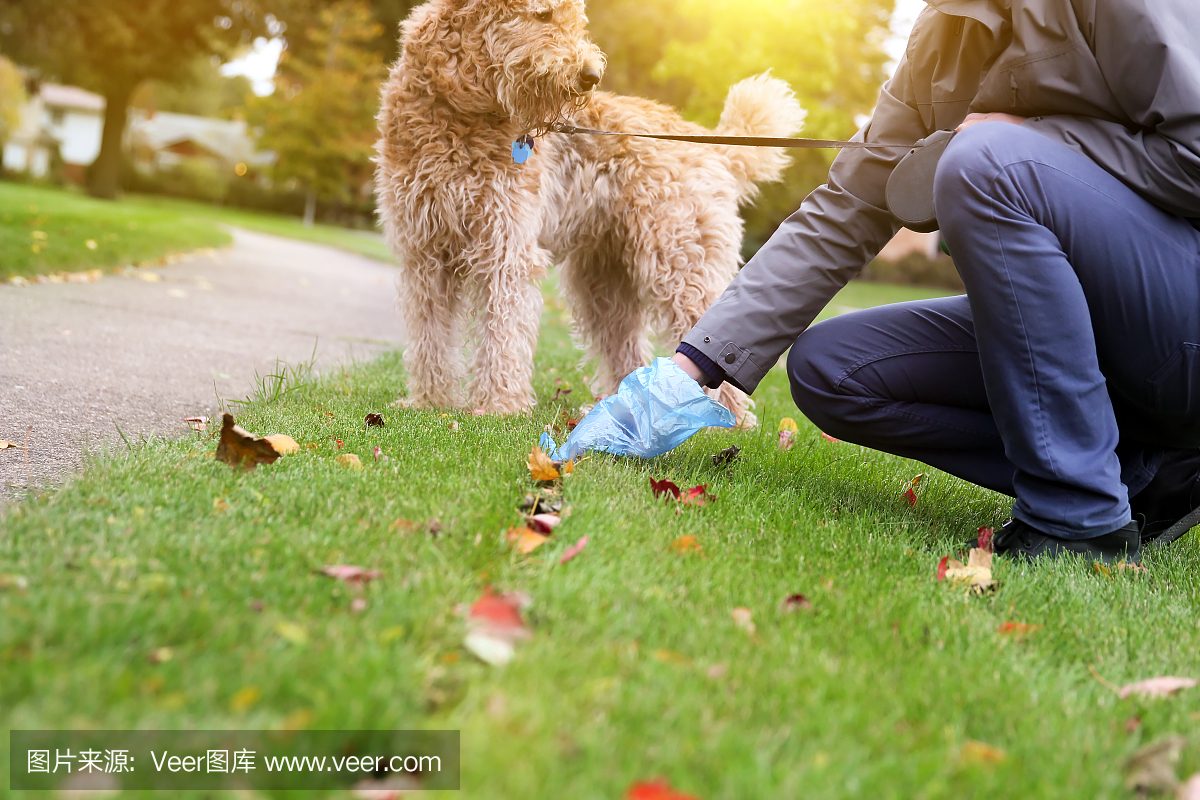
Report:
789,123,1200,539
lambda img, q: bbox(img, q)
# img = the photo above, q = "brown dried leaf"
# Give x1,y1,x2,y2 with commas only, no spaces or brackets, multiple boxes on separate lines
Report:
364,413,385,427
319,565,382,586
335,453,363,470
1125,735,1185,793
0,440,28,450
506,527,548,554
214,413,280,470
527,446,560,481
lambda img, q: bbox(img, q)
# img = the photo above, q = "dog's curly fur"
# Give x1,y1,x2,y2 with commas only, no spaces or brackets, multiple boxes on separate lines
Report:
375,0,805,422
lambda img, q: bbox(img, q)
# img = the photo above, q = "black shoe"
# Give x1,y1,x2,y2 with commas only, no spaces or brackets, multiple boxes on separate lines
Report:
991,518,1141,564
1130,449,1200,548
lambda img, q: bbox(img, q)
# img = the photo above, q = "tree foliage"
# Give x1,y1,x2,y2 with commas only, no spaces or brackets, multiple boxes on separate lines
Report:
248,2,387,208
0,0,268,197
0,55,25,148
131,56,255,119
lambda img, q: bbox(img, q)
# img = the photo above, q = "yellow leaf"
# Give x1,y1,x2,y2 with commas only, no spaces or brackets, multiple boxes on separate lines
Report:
670,535,703,554
334,453,363,470
264,433,299,455
960,740,1006,764
777,417,799,433
275,621,308,646
527,446,560,481
563,459,574,475
229,685,262,713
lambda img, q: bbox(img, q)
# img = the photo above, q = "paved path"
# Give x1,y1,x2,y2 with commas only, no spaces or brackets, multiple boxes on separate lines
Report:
0,229,406,499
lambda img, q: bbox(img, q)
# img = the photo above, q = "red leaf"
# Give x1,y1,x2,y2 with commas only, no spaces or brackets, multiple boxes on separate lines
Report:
997,622,1042,636
681,484,714,506
559,536,588,564
936,556,950,581
903,488,917,507
626,780,702,800
977,526,994,552
526,513,561,534
820,432,840,443
650,477,681,500
319,565,382,586
469,590,526,630
781,593,813,612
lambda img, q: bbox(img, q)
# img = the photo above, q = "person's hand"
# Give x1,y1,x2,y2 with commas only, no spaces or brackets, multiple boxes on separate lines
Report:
540,358,734,461
956,112,1027,132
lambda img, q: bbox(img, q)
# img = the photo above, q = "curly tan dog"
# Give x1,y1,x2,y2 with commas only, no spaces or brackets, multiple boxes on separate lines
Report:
375,0,805,423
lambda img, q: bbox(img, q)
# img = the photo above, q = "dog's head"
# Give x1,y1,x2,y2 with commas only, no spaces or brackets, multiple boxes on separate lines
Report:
399,0,605,130
488,0,605,130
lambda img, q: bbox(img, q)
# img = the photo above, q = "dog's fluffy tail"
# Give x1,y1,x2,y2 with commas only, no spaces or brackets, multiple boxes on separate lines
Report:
716,72,806,200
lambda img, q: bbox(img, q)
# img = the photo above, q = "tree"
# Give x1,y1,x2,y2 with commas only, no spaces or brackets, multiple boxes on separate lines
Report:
248,2,386,226
588,0,895,256
131,55,254,119
0,55,24,149
0,0,268,198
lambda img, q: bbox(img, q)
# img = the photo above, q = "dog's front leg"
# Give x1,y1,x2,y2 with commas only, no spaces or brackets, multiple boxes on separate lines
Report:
466,239,549,414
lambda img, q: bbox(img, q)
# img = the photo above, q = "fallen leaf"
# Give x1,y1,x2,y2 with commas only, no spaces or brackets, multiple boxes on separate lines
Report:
942,548,997,594
335,453,363,470
183,416,208,432
781,593,813,612
1125,735,1186,793
319,565,382,586
506,527,548,554
1177,774,1200,800
997,622,1042,637
960,740,1006,764
389,519,418,534
563,459,574,475
372,445,384,462
681,484,714,506
526,513,561,534
731,607,756,635
264,433,299,455
820,432,840,443
559,536,588,564
651,477,681,500
936,556,950,581
778,417,799,433
903,473,925,507
229,685,261,713
448,420,460,431
275,621,309,646
464,589,532,666
212,497,228,512
626,779,702,800
365,413,385,427
652,649,691,665
711,445,740,467
778,430,796,451
976,526,994,552
1118,676,1199,700
0,440,28,450
528,446,560,481
214,413,280,469
670,535,703,555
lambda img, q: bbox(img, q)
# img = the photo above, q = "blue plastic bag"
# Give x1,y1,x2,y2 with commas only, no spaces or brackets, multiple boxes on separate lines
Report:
540,357,734,461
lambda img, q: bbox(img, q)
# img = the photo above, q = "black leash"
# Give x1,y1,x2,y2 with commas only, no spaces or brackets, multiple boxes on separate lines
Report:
547,122,914,150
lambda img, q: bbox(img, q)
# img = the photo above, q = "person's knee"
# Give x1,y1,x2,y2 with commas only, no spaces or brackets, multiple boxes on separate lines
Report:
933,122,1039,233
787,320,853,434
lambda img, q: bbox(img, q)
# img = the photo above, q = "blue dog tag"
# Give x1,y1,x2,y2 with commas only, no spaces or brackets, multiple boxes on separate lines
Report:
511,135,535,164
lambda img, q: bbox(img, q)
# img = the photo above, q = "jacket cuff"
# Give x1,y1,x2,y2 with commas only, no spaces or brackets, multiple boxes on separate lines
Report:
675,342,725,389
679,324,768,394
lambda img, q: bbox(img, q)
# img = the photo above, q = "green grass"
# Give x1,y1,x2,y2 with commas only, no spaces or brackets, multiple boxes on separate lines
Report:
4,283,1200,800
120,195,394,264
0,182,231,280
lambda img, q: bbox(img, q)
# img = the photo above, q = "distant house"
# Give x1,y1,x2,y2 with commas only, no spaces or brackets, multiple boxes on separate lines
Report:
2,80,271,185
126,109,272,173
2,82,105,183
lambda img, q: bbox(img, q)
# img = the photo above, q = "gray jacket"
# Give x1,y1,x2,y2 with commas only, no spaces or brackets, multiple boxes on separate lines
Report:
681,0,1200,394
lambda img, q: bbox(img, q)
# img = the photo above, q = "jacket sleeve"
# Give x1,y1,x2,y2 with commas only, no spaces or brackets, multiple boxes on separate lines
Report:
1022,0,1200,221
678,52,931,395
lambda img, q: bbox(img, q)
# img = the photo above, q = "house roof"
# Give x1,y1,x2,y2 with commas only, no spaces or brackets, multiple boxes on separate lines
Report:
40,83,105,112
129,111,273,166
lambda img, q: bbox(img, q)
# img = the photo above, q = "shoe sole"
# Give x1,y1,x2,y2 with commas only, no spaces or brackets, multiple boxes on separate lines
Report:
1149,504,1200,548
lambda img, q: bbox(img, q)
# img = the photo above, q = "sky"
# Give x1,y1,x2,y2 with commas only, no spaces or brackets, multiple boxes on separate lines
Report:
220,0,930,96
